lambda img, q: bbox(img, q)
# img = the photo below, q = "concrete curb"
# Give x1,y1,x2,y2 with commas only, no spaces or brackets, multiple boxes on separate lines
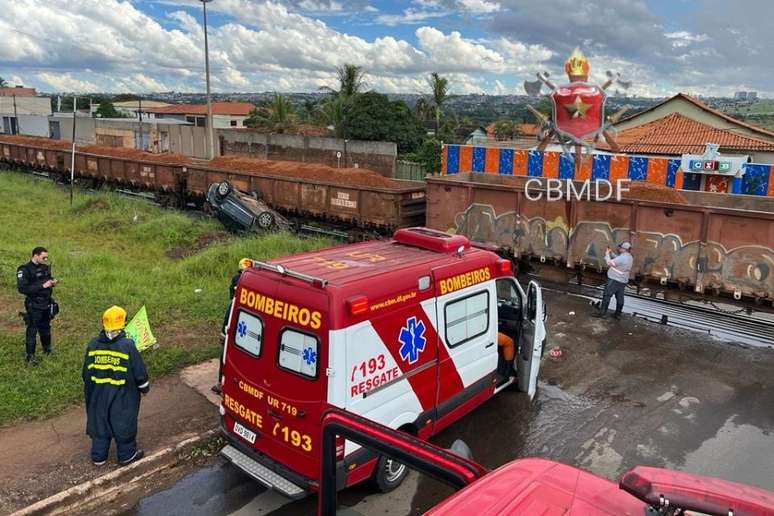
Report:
11,428,219,516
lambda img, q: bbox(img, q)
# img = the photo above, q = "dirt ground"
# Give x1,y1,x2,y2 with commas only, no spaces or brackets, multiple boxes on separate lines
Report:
0,373,218,514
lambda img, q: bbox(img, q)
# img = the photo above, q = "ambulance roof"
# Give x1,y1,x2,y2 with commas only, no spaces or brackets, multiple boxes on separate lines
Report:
270,228,496,289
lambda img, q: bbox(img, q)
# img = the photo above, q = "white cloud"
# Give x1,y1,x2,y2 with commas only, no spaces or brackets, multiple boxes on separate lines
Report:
457,0,500,13
376,8,450,26
37,72,100,93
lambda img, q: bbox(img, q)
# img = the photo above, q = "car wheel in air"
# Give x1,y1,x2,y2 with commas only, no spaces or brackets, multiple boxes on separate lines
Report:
217,181,232,199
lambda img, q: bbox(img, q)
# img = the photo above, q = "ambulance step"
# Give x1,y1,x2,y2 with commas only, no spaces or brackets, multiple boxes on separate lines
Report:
221,445,307,499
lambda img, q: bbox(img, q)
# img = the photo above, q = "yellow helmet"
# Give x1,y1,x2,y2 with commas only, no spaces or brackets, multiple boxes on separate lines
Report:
238,258,253,270
103,306,127,332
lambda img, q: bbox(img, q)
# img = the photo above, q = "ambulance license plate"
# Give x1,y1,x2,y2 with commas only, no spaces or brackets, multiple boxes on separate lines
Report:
233,421,257,444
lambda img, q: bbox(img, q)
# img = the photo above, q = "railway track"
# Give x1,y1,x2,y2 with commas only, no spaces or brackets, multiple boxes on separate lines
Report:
539,278,774,349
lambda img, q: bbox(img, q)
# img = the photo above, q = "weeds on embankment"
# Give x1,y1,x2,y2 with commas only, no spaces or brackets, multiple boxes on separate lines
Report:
0,171,331,426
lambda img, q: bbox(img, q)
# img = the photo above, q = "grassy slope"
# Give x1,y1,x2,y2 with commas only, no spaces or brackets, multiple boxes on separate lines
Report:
0,171,330,426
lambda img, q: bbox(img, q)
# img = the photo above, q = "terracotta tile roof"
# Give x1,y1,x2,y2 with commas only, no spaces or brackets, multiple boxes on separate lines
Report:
618,92,774,140
608,112,774,155
485,122,539,138
0,87,37,97
144,102,255,116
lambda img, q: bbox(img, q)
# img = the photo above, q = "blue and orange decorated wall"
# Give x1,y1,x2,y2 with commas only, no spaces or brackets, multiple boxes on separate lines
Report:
441,144,774,197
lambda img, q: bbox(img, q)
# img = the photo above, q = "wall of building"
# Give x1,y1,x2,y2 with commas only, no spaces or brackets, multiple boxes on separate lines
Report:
49,116,97,144
213,115,246,128
0,96,52,116
166,124,218,159
17,115,50,137
218,130,397,176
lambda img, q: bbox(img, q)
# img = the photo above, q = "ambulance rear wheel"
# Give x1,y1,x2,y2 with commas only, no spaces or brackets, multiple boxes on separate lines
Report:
370,455,408,492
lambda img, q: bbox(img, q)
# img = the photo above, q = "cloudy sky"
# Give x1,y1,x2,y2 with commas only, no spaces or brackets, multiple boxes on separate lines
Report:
0,0,771,97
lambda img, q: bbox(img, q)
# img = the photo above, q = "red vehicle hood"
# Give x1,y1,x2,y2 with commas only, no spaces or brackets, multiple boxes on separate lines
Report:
426,458,645,515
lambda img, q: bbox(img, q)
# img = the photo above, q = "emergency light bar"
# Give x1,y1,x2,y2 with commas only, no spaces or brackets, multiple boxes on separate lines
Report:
249,260,328,288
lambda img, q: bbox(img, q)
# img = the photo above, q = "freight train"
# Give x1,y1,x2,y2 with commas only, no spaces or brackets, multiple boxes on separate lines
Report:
1,136,772,308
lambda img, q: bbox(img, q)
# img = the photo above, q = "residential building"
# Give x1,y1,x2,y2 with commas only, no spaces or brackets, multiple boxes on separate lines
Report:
90,100,171,119
0,87,52,137
615,93,774,147
143,102,254,128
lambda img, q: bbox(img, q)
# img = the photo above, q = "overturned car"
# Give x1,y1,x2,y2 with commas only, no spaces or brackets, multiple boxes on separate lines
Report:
206,181,290,232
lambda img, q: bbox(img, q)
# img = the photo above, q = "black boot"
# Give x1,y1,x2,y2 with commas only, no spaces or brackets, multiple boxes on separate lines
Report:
26,354,39,366
613,311,622,320
592,308,607,318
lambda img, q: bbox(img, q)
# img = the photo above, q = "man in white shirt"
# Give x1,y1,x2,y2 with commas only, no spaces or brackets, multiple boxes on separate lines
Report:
593,242,633,319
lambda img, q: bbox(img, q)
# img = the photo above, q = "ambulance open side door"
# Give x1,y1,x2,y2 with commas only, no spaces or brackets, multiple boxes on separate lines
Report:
516,280,546,399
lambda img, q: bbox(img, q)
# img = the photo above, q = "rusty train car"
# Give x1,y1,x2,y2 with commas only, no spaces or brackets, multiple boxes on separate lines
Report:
426,174,774,305
3,138,773,305
0,139,426,232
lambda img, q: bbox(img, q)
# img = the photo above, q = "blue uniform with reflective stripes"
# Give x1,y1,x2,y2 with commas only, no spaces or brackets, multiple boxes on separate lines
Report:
82,330,149,463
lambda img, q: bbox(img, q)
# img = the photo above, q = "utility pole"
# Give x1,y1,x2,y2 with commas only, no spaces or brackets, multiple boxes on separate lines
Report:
201,0,215,159
137,97,143,150
12,94,18,135
70,95,77,206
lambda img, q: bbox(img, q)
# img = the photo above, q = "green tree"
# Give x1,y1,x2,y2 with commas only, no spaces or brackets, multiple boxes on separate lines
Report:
427,72,450,135
416,138,442,174
345,91,424,153
244,94,295,133
0,77,8,88
318,95,348,138
95,100,122,118
492,119,520,141
322,64,366,99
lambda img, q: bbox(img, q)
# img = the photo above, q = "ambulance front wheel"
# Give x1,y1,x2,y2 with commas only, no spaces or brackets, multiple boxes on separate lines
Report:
370,455,408,492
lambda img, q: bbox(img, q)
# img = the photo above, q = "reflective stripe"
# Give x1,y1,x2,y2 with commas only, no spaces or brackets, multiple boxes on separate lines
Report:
90,376,126,386
137,381,149,389
88,363,128,372
89,350,129,360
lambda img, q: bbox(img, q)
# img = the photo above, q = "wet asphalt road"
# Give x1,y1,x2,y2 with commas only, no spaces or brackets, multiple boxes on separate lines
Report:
121,291,774,515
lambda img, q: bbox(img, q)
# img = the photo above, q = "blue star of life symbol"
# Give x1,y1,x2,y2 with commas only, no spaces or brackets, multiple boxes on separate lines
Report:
398,316,426,364
303,347,317,365
237,320,248,338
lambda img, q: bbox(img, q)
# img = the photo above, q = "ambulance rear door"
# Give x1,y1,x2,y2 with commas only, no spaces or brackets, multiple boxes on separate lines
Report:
223,274,329,482
516,280,546,399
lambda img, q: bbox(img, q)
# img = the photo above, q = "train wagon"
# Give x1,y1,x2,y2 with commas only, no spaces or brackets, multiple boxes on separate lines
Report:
0,136,427,233
425,173,774,304
185,164,426,232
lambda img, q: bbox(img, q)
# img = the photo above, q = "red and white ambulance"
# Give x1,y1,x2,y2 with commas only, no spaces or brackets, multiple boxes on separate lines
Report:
219,227,547,498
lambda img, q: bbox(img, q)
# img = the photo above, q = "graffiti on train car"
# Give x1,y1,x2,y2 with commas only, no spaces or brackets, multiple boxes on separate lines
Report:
452,203,773,298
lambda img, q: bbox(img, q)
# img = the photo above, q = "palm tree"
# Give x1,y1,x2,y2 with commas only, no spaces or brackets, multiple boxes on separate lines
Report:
427,72,449,135
245,93,296,133
321,64,366,99
318,95,347,138
414,97,433,123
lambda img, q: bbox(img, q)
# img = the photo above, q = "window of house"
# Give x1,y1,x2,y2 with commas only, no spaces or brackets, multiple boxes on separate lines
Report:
444,291,489,347
230,120,237,127
278,329,319,378
234,310,263,357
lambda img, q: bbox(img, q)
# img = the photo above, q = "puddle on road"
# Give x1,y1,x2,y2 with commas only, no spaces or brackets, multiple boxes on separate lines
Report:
123,462,261,516
680,415,774,491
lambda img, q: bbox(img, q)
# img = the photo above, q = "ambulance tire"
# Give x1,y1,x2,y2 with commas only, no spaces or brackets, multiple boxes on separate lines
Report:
370,455,409,492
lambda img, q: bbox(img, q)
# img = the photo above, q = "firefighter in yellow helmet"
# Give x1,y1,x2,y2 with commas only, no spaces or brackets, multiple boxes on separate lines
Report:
213,258,252,394
81,306,149,466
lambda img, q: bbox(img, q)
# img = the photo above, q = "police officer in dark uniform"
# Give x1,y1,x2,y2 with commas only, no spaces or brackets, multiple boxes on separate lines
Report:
82,306,149,466
17,247,58,365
